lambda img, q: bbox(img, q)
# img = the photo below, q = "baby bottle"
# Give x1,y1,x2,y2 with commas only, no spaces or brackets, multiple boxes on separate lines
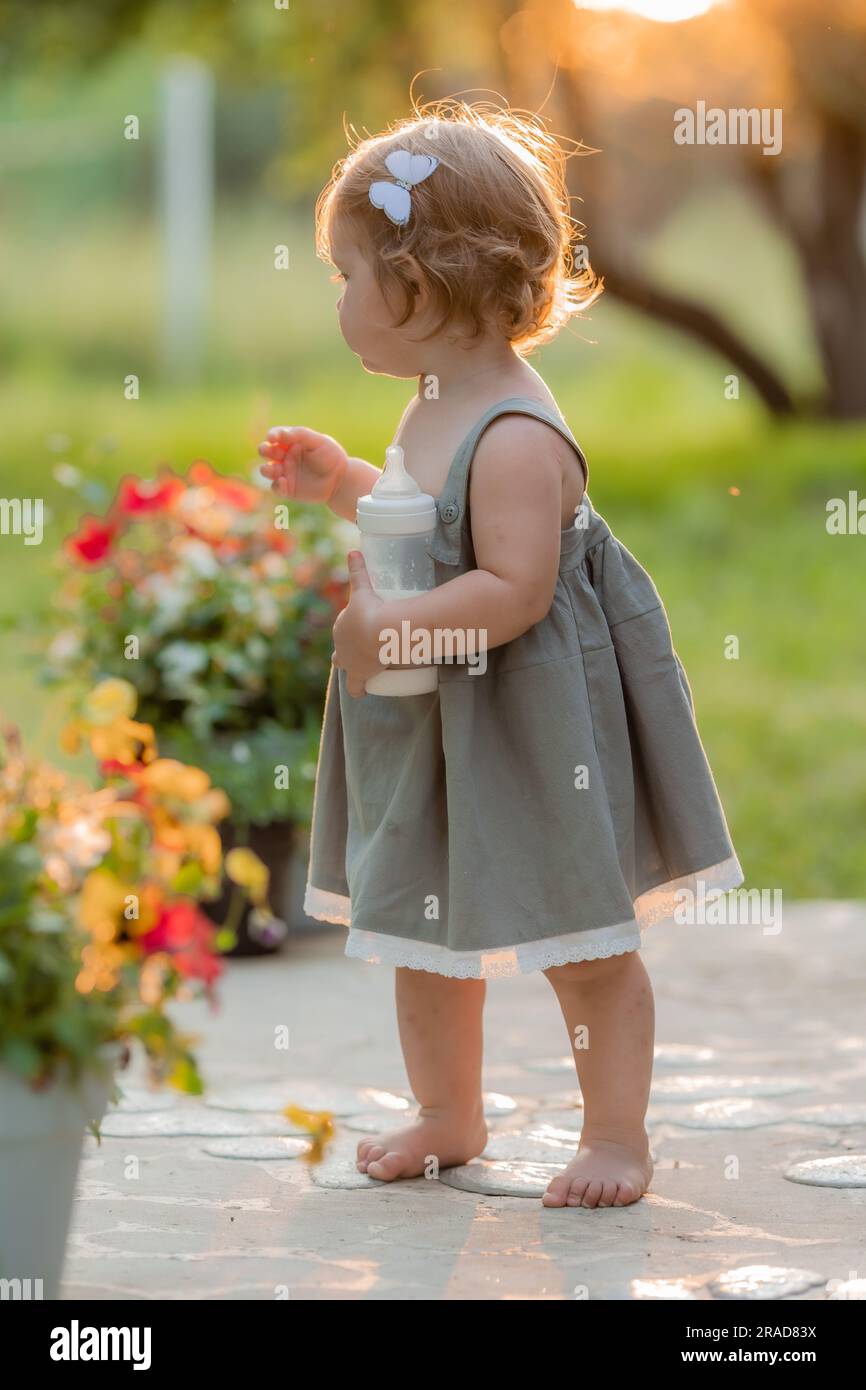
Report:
355,444,439,696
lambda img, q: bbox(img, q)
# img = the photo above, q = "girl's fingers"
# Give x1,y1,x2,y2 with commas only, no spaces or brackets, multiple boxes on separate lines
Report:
258,440,289,462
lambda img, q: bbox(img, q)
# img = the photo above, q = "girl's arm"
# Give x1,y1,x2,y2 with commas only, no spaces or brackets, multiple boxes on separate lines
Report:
334,417,566,691
258,427,381,520
380,416,563,646
327,455,383,522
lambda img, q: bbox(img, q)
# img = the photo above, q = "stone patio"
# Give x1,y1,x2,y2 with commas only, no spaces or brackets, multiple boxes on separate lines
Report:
63,903,866,1300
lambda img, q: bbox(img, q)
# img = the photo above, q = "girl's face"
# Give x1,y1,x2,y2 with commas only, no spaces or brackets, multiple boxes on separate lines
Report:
328,218,424,379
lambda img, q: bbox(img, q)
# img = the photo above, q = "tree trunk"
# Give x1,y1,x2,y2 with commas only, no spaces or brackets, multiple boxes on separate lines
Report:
802,118,866,419
555,75,798,417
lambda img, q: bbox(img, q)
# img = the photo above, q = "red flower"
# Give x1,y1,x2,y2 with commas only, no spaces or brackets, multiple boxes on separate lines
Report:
187,459,260,511
264,529,295,554
114,471,185,515
64,515,120,567
216,536,245,556
320,578,350,611
98,758,147,780
139,900,223,985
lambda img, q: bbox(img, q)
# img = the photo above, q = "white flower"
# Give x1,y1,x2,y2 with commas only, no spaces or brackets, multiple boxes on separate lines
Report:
157,640,209,692
173,537,220,579
47,628,83,665
253,592,280,633
245,635,269,663
53,463,82,488
138,572,192,629
259,552,289,579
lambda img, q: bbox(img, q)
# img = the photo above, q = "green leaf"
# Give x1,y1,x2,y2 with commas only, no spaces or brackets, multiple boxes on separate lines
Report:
1,1036,43,1081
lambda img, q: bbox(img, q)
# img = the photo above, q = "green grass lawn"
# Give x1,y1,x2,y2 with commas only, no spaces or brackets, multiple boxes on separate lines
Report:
2,204,865,898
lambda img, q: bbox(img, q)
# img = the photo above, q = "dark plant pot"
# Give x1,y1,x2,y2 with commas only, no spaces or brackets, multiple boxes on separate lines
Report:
207,820,294,958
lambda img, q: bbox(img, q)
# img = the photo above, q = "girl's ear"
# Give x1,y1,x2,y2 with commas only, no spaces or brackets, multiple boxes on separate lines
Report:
401,254,431,309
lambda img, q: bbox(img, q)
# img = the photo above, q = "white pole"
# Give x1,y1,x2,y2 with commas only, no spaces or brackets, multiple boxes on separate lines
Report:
160,58,214,380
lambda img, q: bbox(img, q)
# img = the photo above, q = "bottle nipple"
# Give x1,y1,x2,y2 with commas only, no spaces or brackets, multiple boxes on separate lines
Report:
371,444,422,498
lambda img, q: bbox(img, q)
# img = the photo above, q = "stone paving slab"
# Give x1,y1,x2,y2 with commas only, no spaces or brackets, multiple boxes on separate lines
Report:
62,903,866,1300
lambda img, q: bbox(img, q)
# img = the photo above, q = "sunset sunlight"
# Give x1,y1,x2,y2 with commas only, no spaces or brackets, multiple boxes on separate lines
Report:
575,0,720,21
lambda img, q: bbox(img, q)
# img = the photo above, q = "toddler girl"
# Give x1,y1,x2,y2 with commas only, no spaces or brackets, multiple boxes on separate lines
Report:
259,100,742,1209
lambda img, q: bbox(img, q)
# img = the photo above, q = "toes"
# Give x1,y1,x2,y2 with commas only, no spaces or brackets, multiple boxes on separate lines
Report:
565,1180,590,1206
579,1180,604,1208
541,1175,572,1207
366,1151,405,1182
613,1181,641,1206
598,1180,619,1207
356,1141,384,1172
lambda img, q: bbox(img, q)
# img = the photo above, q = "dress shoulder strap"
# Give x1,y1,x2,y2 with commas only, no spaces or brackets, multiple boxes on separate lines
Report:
428,396,589,567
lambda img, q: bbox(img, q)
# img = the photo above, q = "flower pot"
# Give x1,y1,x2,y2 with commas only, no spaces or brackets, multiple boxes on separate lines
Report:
207,820,294,958
0,1048,121,1300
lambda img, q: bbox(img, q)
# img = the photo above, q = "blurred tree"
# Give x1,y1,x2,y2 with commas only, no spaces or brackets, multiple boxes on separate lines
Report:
512,0,866,418
3,0,864,416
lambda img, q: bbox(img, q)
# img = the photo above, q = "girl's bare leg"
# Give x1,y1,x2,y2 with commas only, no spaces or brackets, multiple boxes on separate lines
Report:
541,951,655,1208
357,967,488,1182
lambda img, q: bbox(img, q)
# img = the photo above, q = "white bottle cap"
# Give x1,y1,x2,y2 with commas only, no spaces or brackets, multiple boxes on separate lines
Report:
356,444,437,536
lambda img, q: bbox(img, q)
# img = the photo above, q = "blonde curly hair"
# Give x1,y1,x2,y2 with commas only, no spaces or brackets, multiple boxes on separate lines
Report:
315,97,602,355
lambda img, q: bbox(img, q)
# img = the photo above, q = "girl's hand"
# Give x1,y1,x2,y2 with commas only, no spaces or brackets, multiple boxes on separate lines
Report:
258,426,349,505
332,551,387,698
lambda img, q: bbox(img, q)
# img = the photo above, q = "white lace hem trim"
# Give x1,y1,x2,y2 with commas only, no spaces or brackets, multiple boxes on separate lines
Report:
303,884,352,926
303,853,744,980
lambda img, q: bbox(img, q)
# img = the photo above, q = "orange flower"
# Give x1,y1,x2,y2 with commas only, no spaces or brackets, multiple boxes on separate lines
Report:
89,719,157,767
76,940,126,993
138,759,211,802
187,460,260,511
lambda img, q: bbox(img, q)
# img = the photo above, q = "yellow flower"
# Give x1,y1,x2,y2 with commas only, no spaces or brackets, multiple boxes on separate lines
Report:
78,869,130,943
283,1105,335,1165
89,718,157,766
139,952,172,1006
75,940,125,993
225,847,270,904
139,759,211,801
84,678,138,725
199,788,231,823
59,719,83,755
151,813,223,875
184,823,223,875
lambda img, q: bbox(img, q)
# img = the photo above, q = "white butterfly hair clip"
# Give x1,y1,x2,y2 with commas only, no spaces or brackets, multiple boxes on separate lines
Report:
369,149,440,227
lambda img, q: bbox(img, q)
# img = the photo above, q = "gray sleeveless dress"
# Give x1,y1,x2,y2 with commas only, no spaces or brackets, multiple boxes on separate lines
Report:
303,397,742,977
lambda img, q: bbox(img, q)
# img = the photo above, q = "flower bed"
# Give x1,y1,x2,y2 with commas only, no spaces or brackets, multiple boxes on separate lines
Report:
46,460,349,830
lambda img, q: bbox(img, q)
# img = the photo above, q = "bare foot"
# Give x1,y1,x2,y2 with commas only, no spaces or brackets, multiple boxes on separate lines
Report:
356,1107,488,1182
542,1130,654,1209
